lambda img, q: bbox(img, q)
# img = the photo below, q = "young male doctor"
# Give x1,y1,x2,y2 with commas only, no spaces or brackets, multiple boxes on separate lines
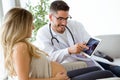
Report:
35,0,100,67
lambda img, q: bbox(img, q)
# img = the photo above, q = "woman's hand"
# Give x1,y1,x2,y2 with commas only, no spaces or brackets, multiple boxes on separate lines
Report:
55,72,70,80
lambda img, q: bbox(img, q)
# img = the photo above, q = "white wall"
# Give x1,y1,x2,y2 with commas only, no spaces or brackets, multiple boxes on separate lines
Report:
65,0,120,36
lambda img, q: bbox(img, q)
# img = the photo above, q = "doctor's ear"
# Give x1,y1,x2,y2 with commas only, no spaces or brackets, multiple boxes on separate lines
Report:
49,14,53,21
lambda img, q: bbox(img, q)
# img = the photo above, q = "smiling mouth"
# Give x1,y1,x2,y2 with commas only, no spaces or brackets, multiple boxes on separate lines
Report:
59,25,65,29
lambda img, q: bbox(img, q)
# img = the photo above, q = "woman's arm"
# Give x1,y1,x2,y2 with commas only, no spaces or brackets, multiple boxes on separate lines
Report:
12,42,30,80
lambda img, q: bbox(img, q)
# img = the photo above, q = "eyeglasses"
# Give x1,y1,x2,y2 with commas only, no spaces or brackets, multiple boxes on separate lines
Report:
53,15,72,22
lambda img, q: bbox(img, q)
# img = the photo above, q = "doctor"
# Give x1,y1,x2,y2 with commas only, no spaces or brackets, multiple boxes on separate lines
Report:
35,0,99,67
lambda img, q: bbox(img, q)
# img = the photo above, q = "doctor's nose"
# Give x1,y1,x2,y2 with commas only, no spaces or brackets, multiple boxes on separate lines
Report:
61,20,67,25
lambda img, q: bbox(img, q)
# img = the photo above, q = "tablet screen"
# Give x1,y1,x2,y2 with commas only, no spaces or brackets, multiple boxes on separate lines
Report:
83,37,100,56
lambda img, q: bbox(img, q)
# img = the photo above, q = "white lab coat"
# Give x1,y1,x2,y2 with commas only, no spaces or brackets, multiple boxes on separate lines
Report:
35,20,90,62
35,20,98,66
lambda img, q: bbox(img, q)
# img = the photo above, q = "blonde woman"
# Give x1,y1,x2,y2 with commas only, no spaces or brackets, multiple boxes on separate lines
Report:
0,8,114,80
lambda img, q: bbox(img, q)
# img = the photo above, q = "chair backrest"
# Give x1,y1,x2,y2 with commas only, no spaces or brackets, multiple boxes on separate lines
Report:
95,34,120,58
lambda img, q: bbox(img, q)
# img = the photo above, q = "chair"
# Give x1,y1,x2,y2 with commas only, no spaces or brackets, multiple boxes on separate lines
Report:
95,34,120,66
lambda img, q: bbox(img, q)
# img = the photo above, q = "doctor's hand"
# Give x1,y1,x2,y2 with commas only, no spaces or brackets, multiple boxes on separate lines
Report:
68,43,89,54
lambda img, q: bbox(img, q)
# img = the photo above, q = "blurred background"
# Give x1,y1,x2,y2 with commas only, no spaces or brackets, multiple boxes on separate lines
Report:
0,0,120,36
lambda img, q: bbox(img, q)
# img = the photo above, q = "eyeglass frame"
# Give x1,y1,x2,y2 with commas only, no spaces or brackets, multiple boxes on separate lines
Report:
53,15,72,22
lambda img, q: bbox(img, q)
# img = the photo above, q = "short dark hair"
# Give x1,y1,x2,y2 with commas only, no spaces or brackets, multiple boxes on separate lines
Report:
50,0,69,13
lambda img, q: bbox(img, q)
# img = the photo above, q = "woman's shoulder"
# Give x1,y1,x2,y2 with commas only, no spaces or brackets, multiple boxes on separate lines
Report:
12,42,30,61
13,42,28,51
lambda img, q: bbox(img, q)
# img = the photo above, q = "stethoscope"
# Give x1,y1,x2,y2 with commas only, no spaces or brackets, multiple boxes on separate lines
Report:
49,23,75,45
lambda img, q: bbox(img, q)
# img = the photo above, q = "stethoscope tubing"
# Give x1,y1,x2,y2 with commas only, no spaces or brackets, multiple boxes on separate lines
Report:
49,23,75,45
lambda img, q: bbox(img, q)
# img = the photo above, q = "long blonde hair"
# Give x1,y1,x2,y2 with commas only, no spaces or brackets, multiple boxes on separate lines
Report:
0,8,40,76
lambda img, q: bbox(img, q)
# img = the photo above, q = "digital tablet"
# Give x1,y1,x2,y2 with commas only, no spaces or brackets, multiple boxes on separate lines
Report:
83,37,101,57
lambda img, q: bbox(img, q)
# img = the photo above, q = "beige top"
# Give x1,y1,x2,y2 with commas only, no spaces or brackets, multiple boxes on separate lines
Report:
30,50,51,78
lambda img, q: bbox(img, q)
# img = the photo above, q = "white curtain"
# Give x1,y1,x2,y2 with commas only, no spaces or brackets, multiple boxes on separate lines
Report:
0,0,3,26
0,0,21,27
14,0,21,7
